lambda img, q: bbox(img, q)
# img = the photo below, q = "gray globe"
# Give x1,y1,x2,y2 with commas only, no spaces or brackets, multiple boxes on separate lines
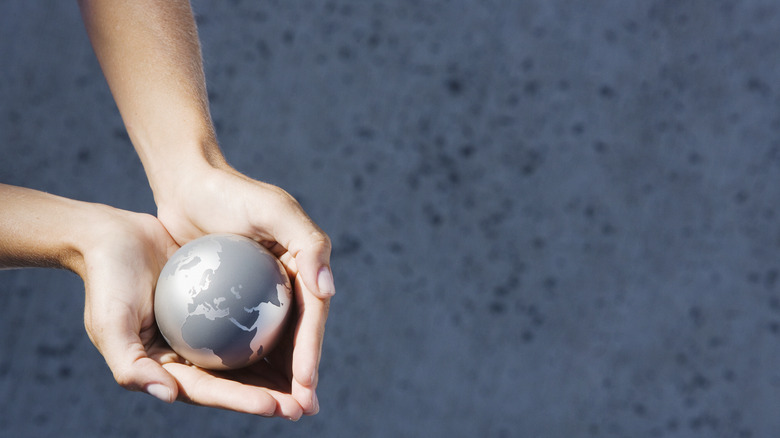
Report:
154,233,292,370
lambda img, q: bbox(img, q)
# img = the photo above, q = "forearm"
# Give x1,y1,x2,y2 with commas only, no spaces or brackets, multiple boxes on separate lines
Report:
0,184,92,274
78,0,226,198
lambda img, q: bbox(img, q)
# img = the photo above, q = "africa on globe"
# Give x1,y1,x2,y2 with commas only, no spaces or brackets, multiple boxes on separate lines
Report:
154,233,292,370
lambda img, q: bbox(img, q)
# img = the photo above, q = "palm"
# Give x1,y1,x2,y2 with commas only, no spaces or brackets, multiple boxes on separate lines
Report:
82,210,173,362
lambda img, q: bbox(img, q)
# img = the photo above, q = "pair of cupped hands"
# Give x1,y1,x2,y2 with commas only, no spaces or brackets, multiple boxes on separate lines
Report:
77,162,333,420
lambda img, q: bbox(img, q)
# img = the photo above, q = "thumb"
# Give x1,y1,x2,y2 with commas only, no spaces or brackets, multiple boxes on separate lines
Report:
113,355,179,404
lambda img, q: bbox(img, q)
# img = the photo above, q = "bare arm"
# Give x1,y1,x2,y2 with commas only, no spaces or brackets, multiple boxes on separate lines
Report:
0,183,93,272
77,0,223,197
78,0,332,297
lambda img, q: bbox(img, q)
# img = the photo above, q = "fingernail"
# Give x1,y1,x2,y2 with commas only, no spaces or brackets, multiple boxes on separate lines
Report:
317,267,335,297
146,383,173,403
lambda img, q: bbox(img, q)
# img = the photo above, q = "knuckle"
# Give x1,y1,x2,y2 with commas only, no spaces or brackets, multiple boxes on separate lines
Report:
247,397,276,417
82,311,101,347
264,184,296,205
311,232,332,251
112,368,138,390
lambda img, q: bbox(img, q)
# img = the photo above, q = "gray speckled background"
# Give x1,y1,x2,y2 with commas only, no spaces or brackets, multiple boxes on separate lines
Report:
2,1,780,437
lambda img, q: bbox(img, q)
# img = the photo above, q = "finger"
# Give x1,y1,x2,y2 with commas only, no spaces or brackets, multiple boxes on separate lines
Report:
256,189,334,299
85,304,178,403
290,274,330,414
289,231,335,299
163,363,304,420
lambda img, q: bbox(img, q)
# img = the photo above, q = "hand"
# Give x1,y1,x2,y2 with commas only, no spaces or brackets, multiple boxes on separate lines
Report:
79,206,311,418
152,163,333,416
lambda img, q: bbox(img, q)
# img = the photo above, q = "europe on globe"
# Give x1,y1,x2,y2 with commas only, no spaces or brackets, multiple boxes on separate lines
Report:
154,233,292,370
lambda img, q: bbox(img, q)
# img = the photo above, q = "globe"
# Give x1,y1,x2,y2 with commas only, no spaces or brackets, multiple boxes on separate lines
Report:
154,233,292,370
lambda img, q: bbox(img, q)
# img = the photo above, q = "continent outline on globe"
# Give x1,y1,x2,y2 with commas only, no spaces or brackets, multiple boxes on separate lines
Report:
154,233,292,370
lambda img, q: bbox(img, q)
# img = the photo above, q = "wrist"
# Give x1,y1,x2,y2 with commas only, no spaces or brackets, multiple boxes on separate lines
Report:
70,203,171,282
138,138,230,205
60,201,118,277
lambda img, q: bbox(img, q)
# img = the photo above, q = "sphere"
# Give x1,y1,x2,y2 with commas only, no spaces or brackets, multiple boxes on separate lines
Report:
154,233,292,370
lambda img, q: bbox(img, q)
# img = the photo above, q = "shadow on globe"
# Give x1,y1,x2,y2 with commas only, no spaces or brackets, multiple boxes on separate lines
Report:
154,233,292,370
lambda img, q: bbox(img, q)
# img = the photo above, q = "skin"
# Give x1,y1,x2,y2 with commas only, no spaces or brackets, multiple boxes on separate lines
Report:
79,0,333,416
0,184,322,419
0,0,333,419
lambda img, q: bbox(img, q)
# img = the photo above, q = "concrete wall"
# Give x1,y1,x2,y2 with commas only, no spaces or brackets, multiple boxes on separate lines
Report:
2,1,779,436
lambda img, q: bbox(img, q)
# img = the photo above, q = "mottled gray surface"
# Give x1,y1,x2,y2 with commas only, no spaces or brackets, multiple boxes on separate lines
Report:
2,1,780,437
